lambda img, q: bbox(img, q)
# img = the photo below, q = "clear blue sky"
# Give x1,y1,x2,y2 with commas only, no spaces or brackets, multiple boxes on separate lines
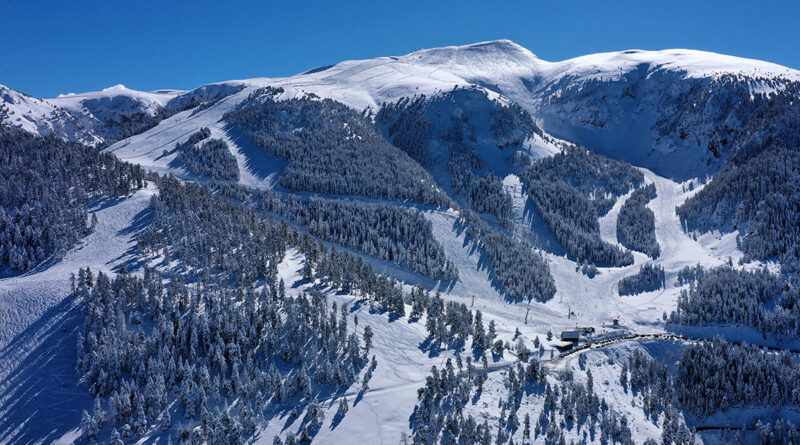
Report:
3,0,799,97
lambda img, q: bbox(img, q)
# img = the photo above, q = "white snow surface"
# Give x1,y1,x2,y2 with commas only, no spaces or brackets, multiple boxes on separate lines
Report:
49,84,178,115
2,39,799,443
7,39,800,152
0,185,156,444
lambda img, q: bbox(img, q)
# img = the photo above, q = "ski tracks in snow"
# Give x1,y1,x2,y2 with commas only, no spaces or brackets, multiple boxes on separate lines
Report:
0,185,156,444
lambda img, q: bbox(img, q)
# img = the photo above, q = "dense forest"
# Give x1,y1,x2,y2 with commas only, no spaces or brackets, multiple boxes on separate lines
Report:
524,146,644,215
137,177,288,285
618,263,666,296
171,128,239,180
0,126,146,272
676,338,800,418
76,267,371,443
459,209,556,301
225,88,450,207
677,87,800,272
669,266,799,337
521,147,640,267
621,350,694,443
376,88,540,228
616,183,659,258
217,185,458,281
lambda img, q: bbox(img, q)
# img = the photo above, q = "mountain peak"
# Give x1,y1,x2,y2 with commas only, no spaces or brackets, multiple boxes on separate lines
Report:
102,83,129,92
460,39,535,56
400,39,539,67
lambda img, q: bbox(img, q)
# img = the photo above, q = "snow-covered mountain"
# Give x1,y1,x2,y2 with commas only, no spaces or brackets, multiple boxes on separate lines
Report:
2,40,800,445
6,39,799,174
48,85,178,142
0,81,249,145
0,83,101,145
257,41,798,178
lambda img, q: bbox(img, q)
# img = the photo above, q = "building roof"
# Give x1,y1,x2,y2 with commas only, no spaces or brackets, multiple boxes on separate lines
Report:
561,330,580,340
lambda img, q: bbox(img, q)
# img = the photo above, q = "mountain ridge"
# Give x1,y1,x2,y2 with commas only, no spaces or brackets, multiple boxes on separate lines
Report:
3,39,800,444
4,39,799,179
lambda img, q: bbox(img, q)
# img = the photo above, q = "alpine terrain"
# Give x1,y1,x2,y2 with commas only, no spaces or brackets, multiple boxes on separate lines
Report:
2,40,800,444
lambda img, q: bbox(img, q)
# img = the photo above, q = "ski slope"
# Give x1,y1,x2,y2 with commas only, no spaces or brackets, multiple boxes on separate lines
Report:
263,248,527,445
0,185,156,444
24,38,792,180
2,39,799,444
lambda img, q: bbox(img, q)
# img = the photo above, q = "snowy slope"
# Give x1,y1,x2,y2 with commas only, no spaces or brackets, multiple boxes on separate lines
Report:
3,40,800,444
106,85,286,190
49,84,177,116
11,39,800,176
46,85,181,143
1,82,247,145
0,84,99,145
0,185,156,444
111,40,800,180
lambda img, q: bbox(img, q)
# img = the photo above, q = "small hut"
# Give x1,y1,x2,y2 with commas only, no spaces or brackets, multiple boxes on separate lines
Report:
560,330,580,342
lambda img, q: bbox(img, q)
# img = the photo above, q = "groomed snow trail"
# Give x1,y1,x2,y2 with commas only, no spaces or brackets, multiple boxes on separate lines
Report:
257,249,521,445
0,185,156,445
0,184,156,350
107,88,286,191
531,169,732,337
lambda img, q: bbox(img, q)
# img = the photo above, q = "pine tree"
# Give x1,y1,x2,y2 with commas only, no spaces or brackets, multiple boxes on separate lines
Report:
110,428,124,445
133,404,148,436
363,325,373,354
337,397,349,417
159,409,171,431
80,410,93,441
523,413,531,440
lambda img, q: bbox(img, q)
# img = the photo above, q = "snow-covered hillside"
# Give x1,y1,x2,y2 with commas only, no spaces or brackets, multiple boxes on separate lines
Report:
246,40,800,179
0,81,249,145
0,83,100,145
3,40,800,445
8,39,799,172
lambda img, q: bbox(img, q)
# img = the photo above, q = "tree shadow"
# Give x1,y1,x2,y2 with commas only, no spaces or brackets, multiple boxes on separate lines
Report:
0,293,91,445
418,336,441,358
116,207,153,237
521,197,567,257
222,124,286,186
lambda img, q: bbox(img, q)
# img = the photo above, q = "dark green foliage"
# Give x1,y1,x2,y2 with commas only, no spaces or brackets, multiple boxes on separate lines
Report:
235,186,457,280
618,263,666,296
526,146,644,213
677,88,800,270
678,148,800,270
377,88,537,227
225,88,450,206
460,209,556,301
376,95,434,166
466,172,512,226
174,138,239,180
521,147,639,267
186,127,211,145
76,267,367,442
669,266,799,336
0,126,146,272
616,183,659,258
676,338,800,417
676,263,705,286
137,177,287,284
